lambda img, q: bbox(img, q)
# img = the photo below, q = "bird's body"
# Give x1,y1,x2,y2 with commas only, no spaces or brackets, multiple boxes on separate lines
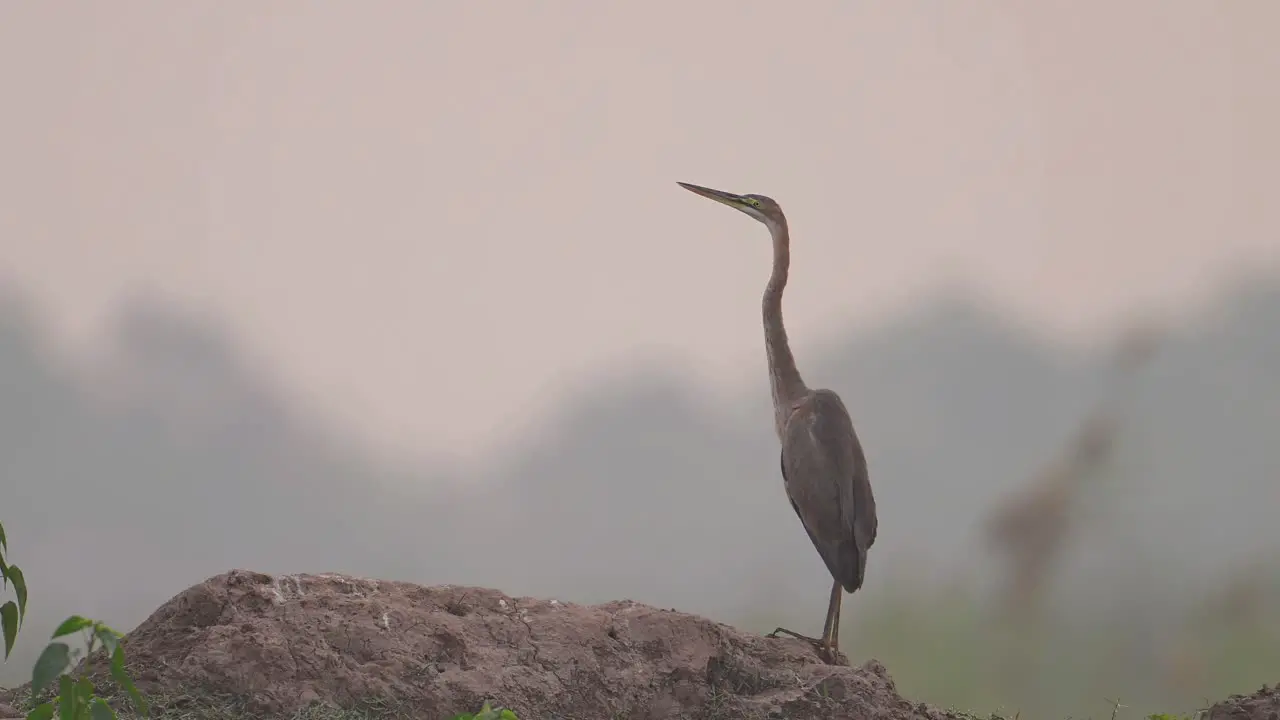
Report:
781,389,876,595
677,181,877,664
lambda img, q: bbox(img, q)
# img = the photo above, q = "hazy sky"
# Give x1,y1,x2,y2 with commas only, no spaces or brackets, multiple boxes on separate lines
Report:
0,1,1276,463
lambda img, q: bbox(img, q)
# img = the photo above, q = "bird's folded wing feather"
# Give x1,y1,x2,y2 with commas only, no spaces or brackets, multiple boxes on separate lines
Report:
780,389,876,589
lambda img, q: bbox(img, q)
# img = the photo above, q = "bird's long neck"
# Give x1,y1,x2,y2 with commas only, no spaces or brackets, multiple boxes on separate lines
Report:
762,218,808,439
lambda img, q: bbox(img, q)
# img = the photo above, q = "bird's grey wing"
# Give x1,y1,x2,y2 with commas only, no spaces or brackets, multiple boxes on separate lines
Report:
780,389,877,592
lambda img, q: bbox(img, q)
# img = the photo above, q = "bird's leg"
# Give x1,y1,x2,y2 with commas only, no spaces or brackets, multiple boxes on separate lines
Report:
829,584,844,665
818,580,842,664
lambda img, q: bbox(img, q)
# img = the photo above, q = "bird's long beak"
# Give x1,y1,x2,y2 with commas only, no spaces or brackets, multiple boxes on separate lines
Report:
677,181,748,209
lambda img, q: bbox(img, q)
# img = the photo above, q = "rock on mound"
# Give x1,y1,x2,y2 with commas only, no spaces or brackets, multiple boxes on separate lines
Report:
1208,683,1280,720
101,570,956,719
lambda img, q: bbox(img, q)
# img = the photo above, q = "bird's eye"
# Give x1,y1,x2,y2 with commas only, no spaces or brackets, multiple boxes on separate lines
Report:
748,199,761,208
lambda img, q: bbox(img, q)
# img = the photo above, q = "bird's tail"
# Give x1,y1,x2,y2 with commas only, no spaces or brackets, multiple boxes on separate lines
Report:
841,548,866,594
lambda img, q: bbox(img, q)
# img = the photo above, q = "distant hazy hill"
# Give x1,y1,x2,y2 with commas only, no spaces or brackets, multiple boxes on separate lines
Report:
2,275,1278,687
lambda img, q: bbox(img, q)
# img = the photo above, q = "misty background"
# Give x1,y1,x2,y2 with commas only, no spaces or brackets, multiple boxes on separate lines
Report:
2,2,1279,719
3,275,1279,717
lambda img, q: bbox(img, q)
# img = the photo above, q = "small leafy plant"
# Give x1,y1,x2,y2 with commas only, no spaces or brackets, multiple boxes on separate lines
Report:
1,520,30,661
1,520,149,720
451,702,520,720
25,615,149,720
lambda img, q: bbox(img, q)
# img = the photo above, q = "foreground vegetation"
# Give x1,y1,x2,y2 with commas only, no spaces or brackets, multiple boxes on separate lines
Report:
4,519,148,719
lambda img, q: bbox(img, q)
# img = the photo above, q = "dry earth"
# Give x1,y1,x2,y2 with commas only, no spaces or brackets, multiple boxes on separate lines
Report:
1207,684,1280,720
1,570,1276,720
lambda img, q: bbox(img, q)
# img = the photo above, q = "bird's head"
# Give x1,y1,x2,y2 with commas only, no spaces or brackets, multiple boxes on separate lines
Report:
677,181,786,232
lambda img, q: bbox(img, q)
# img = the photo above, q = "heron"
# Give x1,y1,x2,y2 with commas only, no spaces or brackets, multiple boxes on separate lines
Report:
677,181,878,665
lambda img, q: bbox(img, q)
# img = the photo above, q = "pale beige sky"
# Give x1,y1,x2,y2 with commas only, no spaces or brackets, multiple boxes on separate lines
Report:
0,2,1276,464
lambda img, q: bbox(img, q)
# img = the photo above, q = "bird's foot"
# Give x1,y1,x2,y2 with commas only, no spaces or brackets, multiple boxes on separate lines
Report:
757,625,829,653
767,628,845,665
819,644,846,666
767,627,825,647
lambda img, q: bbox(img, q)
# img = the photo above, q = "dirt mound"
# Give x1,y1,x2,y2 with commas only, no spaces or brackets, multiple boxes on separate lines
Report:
57,570,961,719
1208,683,1280,720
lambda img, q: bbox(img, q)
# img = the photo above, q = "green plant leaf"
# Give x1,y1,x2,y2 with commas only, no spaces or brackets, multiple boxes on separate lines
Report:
76,677,100,719
2,600,18,659
9,564,27,621
110,646,148,716
25,702,56,720
90,699,117,720
31,641,72,695
500,710,519,719
57,674,76,720
0,520,7,553
51,616,92,639
94,627,119,659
